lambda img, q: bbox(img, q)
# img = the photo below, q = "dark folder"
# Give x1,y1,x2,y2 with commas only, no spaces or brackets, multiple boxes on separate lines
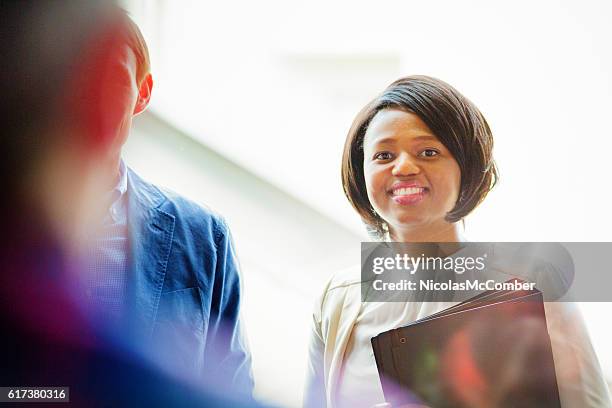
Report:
371,280,561,408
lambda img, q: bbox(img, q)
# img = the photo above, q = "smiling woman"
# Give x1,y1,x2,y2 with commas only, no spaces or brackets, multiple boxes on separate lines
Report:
304,76,612,408
341,76,497,241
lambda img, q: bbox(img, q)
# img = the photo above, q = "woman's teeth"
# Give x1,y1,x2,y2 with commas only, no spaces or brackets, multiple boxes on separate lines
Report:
393,187,424,196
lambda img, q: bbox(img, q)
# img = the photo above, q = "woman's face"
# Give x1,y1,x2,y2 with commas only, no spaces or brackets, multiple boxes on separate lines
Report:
363,109,461,237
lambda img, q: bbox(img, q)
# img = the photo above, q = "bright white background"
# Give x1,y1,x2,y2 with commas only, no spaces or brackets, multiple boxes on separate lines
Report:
124,1,612,406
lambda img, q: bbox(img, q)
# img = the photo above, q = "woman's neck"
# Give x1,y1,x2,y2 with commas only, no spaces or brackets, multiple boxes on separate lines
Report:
389,221,465,243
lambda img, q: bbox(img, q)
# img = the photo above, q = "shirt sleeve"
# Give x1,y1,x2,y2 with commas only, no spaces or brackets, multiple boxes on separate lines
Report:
545,302,612,407
303,283,329,408
205,217,255,400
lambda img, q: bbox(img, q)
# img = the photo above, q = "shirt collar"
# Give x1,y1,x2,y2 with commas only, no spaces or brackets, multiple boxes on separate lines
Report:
115,159,128,198
107,160,128,223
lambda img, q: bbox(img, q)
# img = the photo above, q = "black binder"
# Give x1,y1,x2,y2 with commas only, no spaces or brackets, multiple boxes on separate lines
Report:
371,280,561,408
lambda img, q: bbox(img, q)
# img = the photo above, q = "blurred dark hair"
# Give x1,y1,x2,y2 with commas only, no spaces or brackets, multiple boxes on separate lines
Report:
341,75,498,237
117,8,151,83
1,2,102,195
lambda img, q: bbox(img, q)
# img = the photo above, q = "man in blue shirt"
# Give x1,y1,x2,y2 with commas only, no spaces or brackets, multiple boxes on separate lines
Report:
80,8,255,396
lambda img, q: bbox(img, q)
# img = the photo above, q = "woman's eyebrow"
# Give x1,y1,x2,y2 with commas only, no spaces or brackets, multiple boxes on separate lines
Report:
411,135,438,141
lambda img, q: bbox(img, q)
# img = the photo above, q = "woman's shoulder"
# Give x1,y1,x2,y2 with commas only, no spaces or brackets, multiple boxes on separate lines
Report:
487,242,574,300
316,265,361,305
312,265,362,323
326,265,362,290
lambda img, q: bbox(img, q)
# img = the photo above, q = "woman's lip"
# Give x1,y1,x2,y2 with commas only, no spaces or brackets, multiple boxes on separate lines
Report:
390,189,427,205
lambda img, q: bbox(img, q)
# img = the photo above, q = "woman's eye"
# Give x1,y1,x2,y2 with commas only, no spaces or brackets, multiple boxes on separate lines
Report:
419,149,439,158
373,152,393,161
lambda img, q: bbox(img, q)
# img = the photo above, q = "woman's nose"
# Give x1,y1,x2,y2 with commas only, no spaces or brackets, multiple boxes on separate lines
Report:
391,152,420,176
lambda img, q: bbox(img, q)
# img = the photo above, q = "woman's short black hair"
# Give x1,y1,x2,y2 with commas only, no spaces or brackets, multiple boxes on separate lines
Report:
341,75,498,237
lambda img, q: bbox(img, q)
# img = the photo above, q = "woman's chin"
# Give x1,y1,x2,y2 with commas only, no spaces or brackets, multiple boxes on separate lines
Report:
387,213,429,231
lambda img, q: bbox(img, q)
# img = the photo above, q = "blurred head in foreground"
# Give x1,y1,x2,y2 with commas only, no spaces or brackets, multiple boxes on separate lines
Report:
341,76,498,242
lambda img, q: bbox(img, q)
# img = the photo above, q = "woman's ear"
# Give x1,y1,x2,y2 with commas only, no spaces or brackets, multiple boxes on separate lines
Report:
133,73,153,115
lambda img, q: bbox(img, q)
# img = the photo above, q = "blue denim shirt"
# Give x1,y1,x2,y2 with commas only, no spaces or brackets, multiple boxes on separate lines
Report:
125,167,254,397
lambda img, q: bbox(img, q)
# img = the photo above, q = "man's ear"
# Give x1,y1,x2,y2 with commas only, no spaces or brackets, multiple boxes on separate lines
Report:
133,73,153,115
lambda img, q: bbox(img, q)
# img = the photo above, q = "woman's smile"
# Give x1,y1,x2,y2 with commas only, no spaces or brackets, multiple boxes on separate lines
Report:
389,182,429,206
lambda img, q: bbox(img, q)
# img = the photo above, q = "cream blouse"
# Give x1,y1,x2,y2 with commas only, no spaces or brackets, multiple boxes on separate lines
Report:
303,244,611,408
